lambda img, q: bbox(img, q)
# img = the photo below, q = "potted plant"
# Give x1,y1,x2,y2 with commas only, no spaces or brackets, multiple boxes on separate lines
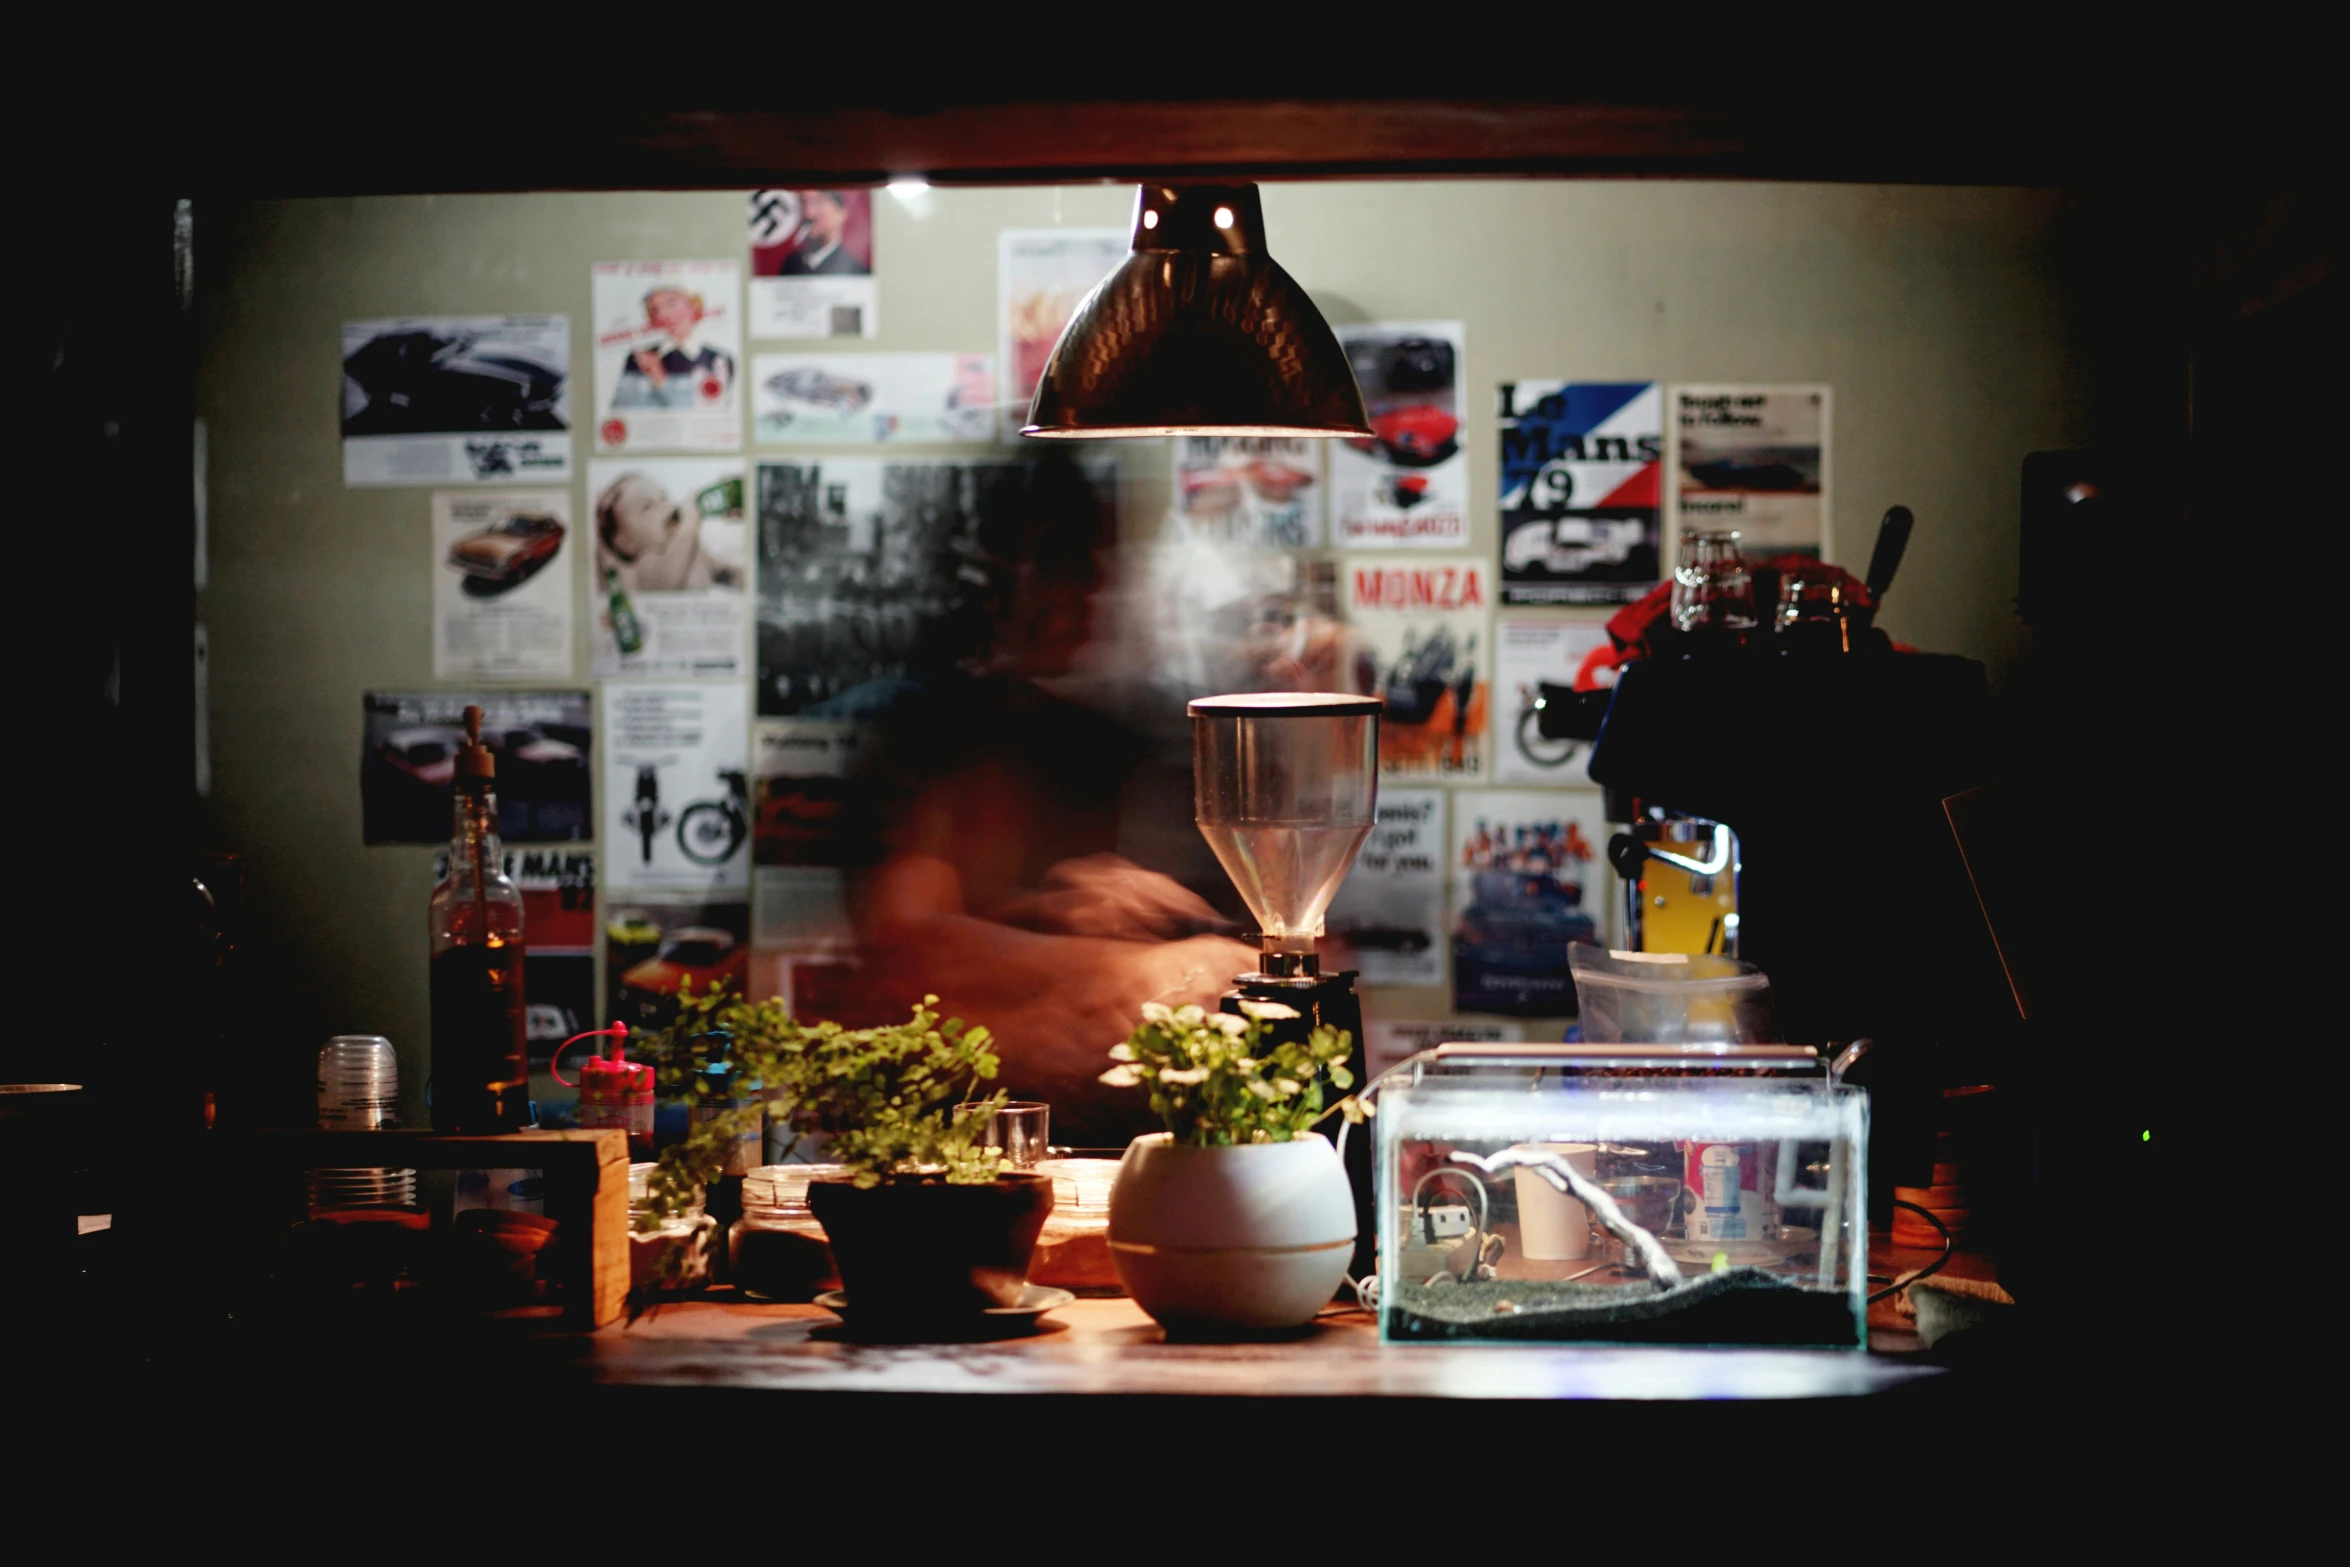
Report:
1098,1000,1360,1335
635,988,1053,1325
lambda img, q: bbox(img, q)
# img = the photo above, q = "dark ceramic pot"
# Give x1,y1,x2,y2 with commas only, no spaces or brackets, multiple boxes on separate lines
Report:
807,1172,1054,1320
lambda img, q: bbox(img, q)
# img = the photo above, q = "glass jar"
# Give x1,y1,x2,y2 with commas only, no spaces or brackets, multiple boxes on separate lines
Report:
1029,1157,1122,1291
1670,530,1758,633
729,1163,846,1302
627,1160,714,1292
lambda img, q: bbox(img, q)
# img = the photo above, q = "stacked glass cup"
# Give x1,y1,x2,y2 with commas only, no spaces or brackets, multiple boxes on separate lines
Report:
307,1035,418,1213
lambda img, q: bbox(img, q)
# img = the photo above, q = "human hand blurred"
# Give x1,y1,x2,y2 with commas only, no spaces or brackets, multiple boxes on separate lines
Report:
991,854,1238,942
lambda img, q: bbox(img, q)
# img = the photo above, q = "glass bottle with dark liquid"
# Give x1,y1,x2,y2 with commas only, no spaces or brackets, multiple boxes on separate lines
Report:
431,706,530,1133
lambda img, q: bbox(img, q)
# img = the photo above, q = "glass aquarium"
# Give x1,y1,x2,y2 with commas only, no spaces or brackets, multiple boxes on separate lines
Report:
1374,1044,1866,1347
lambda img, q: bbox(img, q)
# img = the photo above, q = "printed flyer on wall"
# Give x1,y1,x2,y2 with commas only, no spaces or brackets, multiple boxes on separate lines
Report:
1497,381,1663,605
341,315,570,487
998,229,1126,441
1324,787,1445,986
604,896,750,1031
755,456,1117,717
752,353,994,445
1330,323,1467,548
1490,618,1616,786
1675,385,1830,558
1449,788,1607,1017
1364,1019,1525,1076
749,189,877,340
431,490,574,681
1344,557,1487,779
753,718,875,867
602,682,750,893
360,691,591,845
586,458,748,679
428,848,598,1062
1170,436,1323,549
591,260,741,455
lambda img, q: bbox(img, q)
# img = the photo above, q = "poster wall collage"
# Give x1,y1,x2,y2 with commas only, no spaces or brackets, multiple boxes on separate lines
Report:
336,190,1829,1080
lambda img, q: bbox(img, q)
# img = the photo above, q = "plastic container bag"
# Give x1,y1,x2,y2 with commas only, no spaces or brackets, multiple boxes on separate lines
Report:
1569,946,1776,1044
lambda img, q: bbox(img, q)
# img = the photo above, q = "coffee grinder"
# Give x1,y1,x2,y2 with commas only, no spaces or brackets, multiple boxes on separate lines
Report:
1188,692,1381,1268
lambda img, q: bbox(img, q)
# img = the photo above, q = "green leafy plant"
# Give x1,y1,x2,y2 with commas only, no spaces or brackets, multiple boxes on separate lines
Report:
631,985,1008,1225
1101,1000,1358,1146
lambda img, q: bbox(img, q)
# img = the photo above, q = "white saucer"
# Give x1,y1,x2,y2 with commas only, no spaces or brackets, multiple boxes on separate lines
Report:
814,1284,1075,1322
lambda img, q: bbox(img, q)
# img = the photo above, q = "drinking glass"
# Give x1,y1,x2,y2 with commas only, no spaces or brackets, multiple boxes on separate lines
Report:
1775,565,1851,651
1671,531,1757,632
961,1101,1051,1168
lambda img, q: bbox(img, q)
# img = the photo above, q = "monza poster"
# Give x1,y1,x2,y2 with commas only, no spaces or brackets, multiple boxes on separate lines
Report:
1343,557,1488,779
1497,381,1662,605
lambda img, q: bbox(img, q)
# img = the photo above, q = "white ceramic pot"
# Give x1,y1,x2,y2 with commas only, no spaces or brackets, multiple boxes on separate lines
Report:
1108,1132,1356,1332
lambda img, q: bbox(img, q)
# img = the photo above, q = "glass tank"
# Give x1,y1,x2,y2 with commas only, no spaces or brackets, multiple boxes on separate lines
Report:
1374,1044,1866,1347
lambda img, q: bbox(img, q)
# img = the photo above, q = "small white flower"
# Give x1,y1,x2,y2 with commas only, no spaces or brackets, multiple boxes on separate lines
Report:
1173,1004,1206,1027
1246,1080,1280,1100
1235,1058,1259,1073
1209,1014,1248,1037
1237,1000,1300,1022
1108,1042,1136,1062
1159,1066,1209,1085
1098,1065,1141,1088
1140,1002,1174,1026
1273,1078,1301,1096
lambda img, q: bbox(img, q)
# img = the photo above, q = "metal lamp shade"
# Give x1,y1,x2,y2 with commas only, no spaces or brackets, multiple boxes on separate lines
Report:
1022,183,1373,440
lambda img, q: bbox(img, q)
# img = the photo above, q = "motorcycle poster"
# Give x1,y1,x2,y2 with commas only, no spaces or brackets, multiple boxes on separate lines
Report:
1329,322,1468,549
591,260,743,456
431,490,574,682
602,682,751,893
1497,381,1663,605
603,895,750,1033
341,314,571,488
748,188,879,341
1449,788,1608,1018
1170,436,1324,550
360,690,591,845
752,353,994,445
1675,384,1831,559
585,458,749,680
1490,617,1615,786
1343,557,1488,779
998,229,1127,443
1323,787,1445,986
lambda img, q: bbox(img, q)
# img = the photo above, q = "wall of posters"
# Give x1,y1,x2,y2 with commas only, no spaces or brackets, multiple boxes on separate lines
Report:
1171,436,1323,548
585,458,748,679
1497,381,1663,605
755,456,1116,717
342,315,570,486
1364,1019,1525,1077
431,490,573,681
602,682,750,893
998,229,1127,441
1449,788,1607,1017
1323,787,1444,986
1675,385,1830,559
749,189,878,340
1490,619,1615,786
1343,558,1488,779
604,896,750,1031
591,261,741,455
752,353,994,445
1331,323,1468,548
361,691,591,845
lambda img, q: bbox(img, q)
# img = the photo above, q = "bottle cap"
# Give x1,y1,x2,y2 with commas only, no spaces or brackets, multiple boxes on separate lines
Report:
458,705,495,783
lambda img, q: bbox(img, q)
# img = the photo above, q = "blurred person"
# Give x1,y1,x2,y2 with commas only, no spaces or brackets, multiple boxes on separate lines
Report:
595,471,744,593
820,454,1254,1143
614,282,735,408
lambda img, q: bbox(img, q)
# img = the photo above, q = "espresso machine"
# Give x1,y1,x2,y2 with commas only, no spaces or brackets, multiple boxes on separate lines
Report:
1188,692,1381,1264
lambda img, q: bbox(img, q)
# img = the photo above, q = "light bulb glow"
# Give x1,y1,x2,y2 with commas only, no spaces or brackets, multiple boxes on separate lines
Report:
1214,206,1235,228
886,174,930,197
1142,209,1159,229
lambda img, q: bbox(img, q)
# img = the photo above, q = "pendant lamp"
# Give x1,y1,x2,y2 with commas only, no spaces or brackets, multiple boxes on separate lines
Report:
1021,183,1373,440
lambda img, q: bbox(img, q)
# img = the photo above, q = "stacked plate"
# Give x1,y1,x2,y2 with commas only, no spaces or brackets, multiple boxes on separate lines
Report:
307,1166,418,1212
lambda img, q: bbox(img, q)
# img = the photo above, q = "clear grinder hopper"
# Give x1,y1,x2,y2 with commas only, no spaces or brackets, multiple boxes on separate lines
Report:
1188,693,1381,977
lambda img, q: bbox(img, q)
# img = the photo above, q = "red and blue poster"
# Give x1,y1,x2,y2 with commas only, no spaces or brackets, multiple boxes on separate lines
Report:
1497,381,1662,606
